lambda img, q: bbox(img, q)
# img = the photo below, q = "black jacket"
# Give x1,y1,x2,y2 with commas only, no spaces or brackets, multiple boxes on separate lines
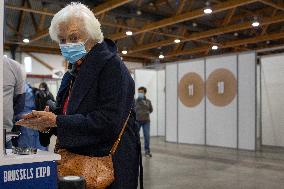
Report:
135,98,153,122
40,39,141,189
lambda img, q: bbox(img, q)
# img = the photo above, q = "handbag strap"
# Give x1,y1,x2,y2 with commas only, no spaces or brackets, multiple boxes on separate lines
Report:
110,110,132,155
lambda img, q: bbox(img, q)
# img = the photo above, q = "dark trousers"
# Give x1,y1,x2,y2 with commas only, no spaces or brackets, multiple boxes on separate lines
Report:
5,140,13,149
138,121,150,153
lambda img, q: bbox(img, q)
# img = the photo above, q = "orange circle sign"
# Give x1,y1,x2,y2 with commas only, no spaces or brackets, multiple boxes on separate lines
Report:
206,68,237,107
178,72,204,107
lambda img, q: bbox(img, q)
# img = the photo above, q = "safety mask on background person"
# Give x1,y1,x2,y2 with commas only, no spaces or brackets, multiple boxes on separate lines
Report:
59,40,88,64
138,93,145,99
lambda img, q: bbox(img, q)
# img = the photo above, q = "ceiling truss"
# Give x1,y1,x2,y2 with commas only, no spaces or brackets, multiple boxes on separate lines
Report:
4,0,284,62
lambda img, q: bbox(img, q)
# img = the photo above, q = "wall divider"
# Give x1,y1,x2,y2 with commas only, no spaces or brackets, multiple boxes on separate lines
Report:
165,52,256,150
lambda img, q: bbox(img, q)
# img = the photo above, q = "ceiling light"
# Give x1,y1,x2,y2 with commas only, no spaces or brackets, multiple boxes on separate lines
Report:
252,21,260,27
174,39,181,43
234,32,238,37
252,17,260,27
126,31,133,36
159,53,164,59
122,50,127,55
192,22,197,27
204,1,212,15
204,8,212,14
136,10,142,15
211,45,218,50
23,38,30,43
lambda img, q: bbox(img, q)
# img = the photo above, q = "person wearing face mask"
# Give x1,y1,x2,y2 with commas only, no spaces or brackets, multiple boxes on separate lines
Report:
135,87,153,157
33,82,55,111
16,2,142,189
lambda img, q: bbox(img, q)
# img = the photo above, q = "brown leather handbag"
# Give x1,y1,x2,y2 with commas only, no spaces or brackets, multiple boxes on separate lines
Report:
57,112,132,189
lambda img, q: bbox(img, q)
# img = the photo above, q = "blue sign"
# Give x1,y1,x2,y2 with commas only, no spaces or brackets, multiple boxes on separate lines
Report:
0,161,57,189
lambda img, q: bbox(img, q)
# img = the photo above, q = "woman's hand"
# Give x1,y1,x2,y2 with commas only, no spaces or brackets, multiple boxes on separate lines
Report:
16,110,57,132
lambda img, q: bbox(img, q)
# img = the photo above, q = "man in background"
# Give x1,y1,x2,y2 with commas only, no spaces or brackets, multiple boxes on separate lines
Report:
135,86,153,157
3,56,25,148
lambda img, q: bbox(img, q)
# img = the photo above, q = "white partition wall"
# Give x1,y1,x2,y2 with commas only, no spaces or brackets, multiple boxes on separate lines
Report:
157,70,166,136
166,64,178,142
256,65,261,142
238,53,256,150
0,0,4,155
21,53,65,75
261,54,284,147
206,55,238,148
165,53,256,149
135,69,158,136
178,60,205,144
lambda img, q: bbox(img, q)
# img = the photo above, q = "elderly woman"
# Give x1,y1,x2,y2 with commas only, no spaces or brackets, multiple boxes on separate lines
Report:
17,2,141,189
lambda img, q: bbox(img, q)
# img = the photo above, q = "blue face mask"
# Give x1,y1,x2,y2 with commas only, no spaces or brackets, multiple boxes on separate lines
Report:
59,41,87,64
138,93,145,99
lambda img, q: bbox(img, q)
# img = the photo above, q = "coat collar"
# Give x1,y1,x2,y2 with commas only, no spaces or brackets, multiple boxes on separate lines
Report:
66,39,117,114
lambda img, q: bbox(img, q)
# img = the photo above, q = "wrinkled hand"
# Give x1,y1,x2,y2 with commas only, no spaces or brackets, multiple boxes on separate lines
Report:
16,110,57,132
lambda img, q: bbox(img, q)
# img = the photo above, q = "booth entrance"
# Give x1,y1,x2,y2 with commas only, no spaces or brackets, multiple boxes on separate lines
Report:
260,53,284,149
134,68,166,137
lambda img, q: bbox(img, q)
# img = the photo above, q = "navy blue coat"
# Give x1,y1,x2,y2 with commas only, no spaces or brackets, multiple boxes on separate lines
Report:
40,39,141,189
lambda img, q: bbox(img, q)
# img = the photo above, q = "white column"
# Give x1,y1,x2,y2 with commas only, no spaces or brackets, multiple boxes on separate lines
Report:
0,0,4,156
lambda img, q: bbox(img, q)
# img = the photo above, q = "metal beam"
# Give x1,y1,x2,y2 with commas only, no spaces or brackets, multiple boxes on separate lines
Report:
4,43,58,54
123,52,156,59
27,0,39,32
222,8,236,25
7,0,133,43
261,9,277,35
6,3,200,40
260,0,284,11
5,4,55,16
17,0,27,33
38,8,47,30
7,0,131,17
128,13,284,54
175,0,187,15
172,0,193,51
6,21,19,34
173,27,187,51
109,0,258,40
215,6,273,26
29,28,50,42
102,21,185,38
4,44,155,60
92,0,132,15
165,31,284,58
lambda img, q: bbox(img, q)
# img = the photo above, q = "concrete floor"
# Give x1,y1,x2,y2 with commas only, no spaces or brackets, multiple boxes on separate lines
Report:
142,137,284,189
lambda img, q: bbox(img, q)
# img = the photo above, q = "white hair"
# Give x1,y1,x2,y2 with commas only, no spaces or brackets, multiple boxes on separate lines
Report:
49,2,104,43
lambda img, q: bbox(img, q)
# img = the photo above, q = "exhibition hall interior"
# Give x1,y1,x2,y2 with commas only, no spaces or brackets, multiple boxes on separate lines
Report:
1,0,284,188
